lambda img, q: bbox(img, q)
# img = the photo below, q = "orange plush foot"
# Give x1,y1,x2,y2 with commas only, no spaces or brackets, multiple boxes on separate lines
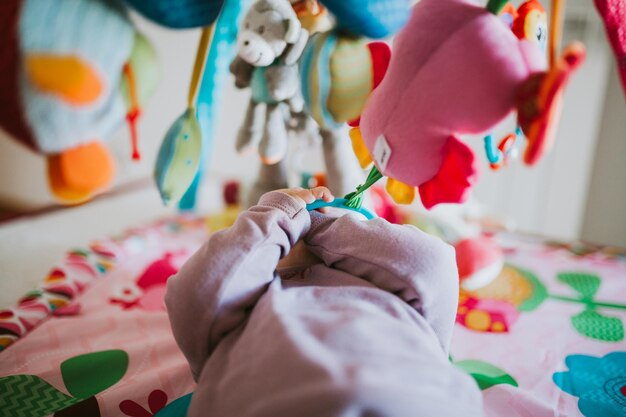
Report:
47,141,115,204
418,136,478,210
517,42,586,165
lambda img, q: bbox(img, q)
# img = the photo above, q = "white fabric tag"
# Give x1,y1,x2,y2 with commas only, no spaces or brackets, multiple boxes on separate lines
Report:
373,135,392,172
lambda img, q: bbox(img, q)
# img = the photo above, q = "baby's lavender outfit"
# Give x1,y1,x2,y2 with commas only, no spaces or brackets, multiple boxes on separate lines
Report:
165,191,484,417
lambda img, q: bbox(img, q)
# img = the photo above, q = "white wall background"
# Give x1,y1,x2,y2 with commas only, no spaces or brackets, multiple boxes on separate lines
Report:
582,66,626,247
466,0,614,240
0,1,623,246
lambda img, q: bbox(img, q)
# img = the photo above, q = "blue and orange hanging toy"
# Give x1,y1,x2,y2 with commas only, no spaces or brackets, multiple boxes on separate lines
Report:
0,0,159,204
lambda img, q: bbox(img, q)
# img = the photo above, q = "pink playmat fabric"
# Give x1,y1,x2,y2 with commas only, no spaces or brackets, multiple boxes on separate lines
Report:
1,216,625,417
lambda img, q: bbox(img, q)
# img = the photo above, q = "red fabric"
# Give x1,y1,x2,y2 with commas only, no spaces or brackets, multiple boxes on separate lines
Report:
347,41,391,128
126,109,141,161
594,0,626,97
418,136,478,210
0,0,36,150
368,41,392,91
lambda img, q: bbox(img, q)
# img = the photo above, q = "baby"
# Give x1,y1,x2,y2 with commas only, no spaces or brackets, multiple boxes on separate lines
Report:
165,187,484,417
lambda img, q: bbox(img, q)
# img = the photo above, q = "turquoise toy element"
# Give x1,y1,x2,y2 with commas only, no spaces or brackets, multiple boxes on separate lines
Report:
154,108,202,206
299,31,342,130
121,0,225,29
319,0,410,39
306,198,376,220
484,126,523,169
154,393,193,417
178,0,250,210
250,63,281,104
484,134,502,165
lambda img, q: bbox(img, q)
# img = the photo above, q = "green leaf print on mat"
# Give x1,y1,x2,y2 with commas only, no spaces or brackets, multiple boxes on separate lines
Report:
557,272,600,299
498,267,626,342
515,268,549,312
0,374,81,417
454,360,518,391
571,310,624,343
60,349,129,399
0,350,129,417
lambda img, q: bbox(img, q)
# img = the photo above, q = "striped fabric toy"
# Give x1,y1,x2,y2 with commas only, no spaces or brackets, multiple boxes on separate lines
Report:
299,0,404,130
300,33,390,129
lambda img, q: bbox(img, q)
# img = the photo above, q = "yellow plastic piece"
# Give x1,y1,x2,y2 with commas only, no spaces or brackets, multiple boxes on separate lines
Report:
349,127,373,168
386,177,416,205
206,206,240,232
188,26,215,108
25,54,103,105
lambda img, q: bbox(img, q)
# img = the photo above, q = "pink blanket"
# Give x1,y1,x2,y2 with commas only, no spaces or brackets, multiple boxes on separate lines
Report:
1,217,625,417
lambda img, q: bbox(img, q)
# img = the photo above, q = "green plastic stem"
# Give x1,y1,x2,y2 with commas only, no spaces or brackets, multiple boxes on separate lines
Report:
548,294,626,310
344,166,383,209
486,0,508,15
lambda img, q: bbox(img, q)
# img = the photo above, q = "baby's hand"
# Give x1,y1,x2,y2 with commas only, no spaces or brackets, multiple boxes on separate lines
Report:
279,187,334,206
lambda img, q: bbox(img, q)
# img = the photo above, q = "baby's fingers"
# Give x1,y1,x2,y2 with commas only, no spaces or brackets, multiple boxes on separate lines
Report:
310,186,334,203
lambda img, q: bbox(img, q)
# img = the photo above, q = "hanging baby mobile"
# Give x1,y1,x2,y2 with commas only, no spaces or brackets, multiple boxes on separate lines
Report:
0,0,590,211
336,0,585,212
153,0,585,213
154,0,249,208
222,0,409,209
0,0,236,205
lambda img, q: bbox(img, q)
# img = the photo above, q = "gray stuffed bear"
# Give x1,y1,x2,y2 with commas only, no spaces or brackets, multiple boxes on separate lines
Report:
230,0,308,165
232,0,363,207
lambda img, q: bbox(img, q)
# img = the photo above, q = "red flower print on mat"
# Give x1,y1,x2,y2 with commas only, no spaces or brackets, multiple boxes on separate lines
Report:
110,253,180,311
457,291,519,333
120,390,168,417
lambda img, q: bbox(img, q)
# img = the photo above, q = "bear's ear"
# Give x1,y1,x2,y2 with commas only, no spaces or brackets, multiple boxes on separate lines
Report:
282,28,309,65
254,0,271,13
284,15,302,43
